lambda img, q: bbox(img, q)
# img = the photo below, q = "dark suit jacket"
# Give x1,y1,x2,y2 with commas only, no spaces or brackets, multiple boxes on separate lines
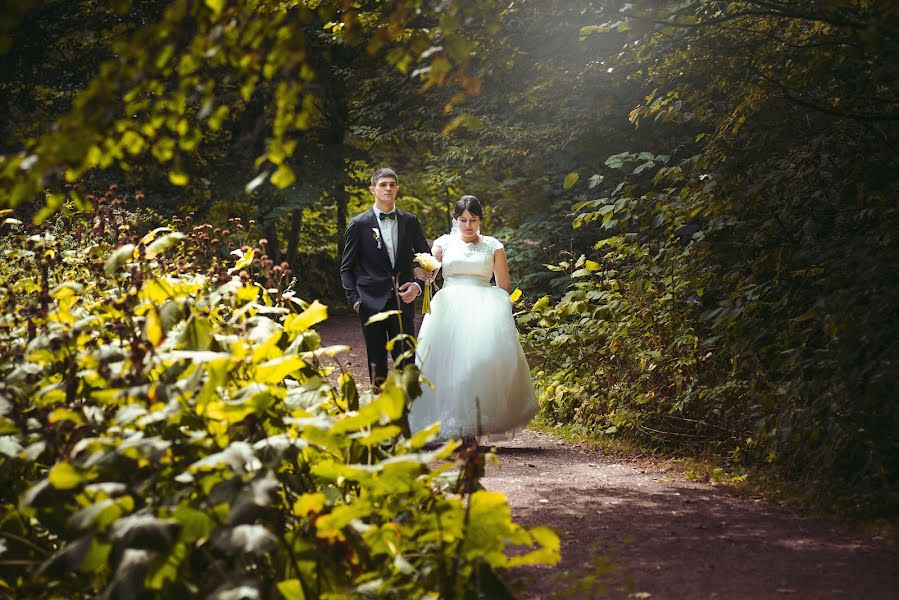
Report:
340,208,431,312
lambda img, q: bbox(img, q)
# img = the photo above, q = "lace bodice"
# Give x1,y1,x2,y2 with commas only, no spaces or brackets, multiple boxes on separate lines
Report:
433,234,504,285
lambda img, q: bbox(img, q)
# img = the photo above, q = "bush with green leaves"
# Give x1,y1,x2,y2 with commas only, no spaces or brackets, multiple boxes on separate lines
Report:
0,204,558,598
523,142,898,504
520,0,899,506
520,232,726,447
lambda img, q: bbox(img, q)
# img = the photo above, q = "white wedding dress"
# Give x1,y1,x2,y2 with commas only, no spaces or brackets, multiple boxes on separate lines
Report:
409,233,538,441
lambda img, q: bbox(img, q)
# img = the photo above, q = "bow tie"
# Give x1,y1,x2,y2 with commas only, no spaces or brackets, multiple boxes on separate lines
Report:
378,211,397,221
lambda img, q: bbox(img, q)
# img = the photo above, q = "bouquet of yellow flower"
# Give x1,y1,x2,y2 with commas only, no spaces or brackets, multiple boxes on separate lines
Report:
414,252,441,314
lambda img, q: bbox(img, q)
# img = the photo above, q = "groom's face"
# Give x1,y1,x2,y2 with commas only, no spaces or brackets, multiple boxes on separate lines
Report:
370,176,399,205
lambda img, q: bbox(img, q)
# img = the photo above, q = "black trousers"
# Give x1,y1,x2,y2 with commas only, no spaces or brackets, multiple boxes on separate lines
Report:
359,296,417,386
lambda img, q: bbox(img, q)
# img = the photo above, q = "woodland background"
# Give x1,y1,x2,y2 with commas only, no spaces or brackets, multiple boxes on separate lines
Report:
0,0,896,597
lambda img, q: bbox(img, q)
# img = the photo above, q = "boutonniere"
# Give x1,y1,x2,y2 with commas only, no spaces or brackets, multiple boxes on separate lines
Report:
371,227,382,249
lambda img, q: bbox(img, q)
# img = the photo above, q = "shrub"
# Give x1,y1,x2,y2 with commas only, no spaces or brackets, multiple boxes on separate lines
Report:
0,202,558,598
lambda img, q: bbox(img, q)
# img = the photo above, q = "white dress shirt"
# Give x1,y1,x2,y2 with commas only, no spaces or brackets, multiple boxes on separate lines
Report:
372,204,397,266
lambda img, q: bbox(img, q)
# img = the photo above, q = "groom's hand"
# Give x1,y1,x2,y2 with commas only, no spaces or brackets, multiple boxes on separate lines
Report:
413,266,433,282
398,282,419,304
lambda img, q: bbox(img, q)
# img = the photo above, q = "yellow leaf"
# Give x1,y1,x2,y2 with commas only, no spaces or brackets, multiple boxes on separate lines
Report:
235,248,254,270
406,422,441,449
168,170,189,186
285,300,328,333
49,462,84,490
508,288,522,303
235,284,260,303
204,0,225,15
205,400,255,423
508,526,561,567
563,172,579,189
532,295,550,310
48,408,83,424
270,164,296,188
255,355,304,384
293,492,327,517
277,580,306,600
145,307,163,346
365,309,401,326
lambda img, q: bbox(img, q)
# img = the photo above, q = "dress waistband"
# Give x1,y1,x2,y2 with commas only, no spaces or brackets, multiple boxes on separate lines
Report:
442,275,491,288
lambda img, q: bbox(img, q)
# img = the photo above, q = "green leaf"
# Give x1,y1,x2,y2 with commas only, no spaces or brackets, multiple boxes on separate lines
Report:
175,506,215,543
563,172,579,190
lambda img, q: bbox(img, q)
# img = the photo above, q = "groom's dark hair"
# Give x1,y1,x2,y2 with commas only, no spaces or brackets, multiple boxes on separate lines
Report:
371,168,397,186
454,194,483,218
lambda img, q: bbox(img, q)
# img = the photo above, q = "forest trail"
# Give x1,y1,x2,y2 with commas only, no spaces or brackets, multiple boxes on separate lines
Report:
317,313,898,599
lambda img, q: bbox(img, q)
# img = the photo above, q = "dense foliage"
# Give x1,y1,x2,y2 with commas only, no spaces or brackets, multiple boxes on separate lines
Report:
521,1,899,504
0,199,558,597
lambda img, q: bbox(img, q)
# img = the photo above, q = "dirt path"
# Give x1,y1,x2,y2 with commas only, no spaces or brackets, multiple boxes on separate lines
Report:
318,313,898,599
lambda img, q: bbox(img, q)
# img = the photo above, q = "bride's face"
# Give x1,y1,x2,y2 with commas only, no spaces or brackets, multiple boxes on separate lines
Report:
457,210,480,240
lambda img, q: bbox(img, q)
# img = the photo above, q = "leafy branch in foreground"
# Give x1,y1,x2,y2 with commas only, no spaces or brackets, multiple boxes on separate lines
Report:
0,201,558,598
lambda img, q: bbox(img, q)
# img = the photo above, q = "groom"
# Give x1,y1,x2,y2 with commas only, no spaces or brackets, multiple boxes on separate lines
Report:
340,168,432,386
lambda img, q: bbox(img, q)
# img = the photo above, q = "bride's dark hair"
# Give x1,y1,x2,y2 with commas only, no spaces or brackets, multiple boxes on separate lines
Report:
453,194,483,218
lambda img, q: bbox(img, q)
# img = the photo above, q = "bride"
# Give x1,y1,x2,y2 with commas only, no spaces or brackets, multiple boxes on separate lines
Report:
409,195,538,442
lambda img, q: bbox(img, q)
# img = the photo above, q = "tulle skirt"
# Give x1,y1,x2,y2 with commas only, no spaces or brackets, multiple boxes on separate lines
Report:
409,276,538,441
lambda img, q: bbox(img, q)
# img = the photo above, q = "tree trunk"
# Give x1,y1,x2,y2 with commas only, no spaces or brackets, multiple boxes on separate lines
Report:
286,207,303,269
317,53,349,257
260,208,282,263
335,164,348,257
